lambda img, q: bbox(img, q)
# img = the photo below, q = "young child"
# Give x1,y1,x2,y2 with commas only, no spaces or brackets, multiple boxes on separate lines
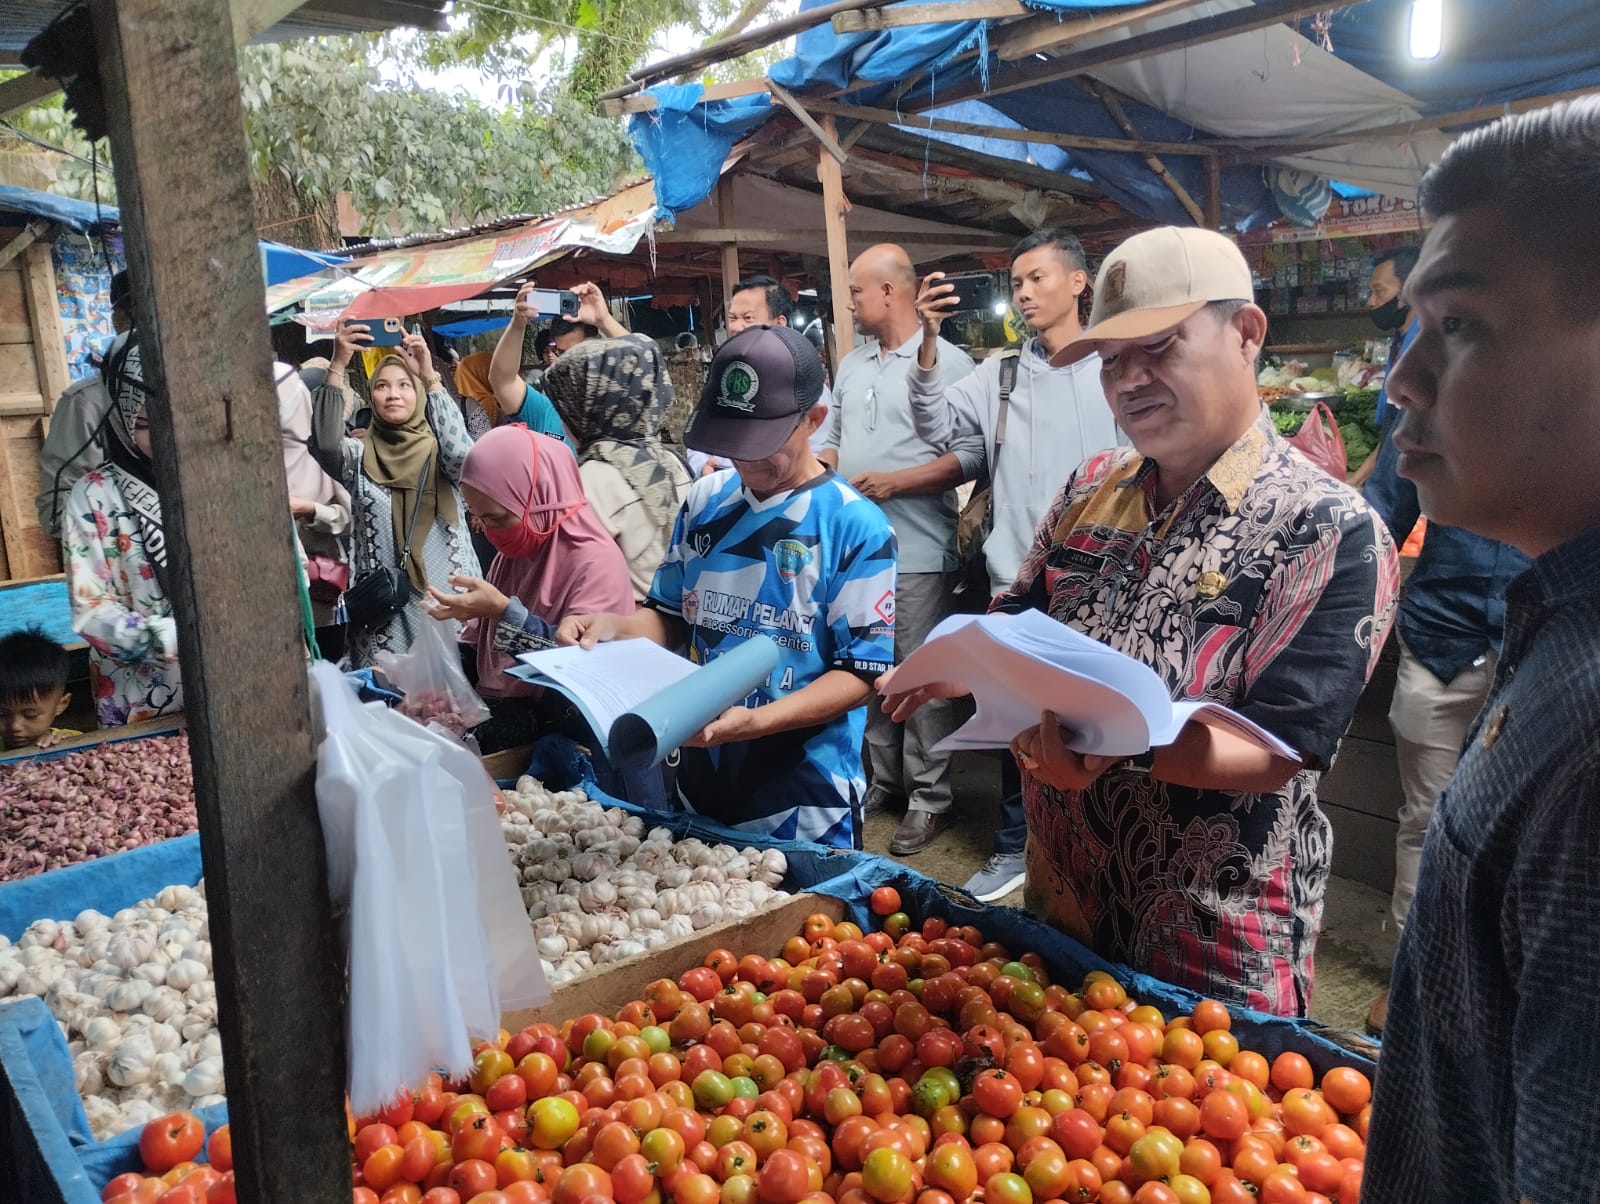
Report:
0,629,79,752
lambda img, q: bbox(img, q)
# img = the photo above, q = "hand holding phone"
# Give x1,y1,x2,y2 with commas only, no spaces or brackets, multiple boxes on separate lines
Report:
916,272,961,338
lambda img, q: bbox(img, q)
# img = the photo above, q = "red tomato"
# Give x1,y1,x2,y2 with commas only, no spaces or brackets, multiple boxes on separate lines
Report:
1050,1109,1103,1160
870,887,903,917
971,1070,1024,1120
205,1127,232,1175
204,1177,235,1204
140,1113,206,1174
758,1149,813,1204
420,1191,463,1204
447,1161,499,1201
1319,1068,1372,1116
1259,1167,1309,1204
924,1142,978,1198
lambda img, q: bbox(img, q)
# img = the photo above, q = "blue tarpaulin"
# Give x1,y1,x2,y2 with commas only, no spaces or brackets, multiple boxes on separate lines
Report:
630,0,1600,227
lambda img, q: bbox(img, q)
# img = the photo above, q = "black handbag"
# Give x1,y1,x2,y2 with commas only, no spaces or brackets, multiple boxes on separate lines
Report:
343,454,433,628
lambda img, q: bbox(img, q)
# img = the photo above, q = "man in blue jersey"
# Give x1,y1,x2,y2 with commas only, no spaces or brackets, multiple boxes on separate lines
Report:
558,325,898,849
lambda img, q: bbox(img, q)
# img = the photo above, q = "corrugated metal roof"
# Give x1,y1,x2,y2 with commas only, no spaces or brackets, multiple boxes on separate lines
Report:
1,0,447,65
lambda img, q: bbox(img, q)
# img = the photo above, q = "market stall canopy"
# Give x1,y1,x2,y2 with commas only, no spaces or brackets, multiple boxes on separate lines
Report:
621,0,1600,229
268,161,1025,327
267,177,661,325
0,0,447,66
0,183,347,285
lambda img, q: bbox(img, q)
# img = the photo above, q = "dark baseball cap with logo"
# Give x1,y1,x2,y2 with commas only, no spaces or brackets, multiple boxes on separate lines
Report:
685,325,826,461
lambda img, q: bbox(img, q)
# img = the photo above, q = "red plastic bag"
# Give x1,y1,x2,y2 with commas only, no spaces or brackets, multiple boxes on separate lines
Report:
1286,401,1347,481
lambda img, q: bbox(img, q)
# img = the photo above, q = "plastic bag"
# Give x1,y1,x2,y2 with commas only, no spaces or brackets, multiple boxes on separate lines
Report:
375,615,491,739
1286,401,1348,481
309,662,548,1116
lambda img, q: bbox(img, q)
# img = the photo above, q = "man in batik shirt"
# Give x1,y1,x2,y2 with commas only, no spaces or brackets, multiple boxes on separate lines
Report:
886,227,1398,1015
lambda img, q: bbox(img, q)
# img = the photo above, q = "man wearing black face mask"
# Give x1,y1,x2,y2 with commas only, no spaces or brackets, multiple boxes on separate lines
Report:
1349,248,1420,488
1357,243,1530,1036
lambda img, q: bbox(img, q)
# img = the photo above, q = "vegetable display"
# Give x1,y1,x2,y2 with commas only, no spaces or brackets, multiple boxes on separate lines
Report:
0,735,196,883
105,890,1371,1204
1268,387,1384,475
4,774,790,1139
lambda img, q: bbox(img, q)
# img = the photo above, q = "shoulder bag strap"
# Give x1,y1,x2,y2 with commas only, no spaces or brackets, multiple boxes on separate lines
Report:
396,453,434,565
995,349,1020,455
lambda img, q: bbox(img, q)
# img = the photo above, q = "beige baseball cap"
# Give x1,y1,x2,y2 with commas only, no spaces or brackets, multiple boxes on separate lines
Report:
1064,226,1255,363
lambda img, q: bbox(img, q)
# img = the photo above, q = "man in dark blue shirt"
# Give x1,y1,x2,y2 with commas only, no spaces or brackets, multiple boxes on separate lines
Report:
1362,95,1600,1204
1361,358,1530,1035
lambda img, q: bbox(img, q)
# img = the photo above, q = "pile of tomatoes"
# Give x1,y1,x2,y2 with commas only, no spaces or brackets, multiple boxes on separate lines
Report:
100,1114,234,1204
104,886,1372,1204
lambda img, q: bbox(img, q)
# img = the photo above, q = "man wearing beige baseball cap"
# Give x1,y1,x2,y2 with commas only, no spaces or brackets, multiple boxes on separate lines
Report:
885,226,1400,1014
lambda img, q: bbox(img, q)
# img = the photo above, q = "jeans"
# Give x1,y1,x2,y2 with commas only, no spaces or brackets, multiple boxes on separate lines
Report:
997,752,1026,856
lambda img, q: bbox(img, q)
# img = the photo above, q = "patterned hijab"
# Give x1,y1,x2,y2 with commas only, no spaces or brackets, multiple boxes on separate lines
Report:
361,354,459,591
543,336,686,541
100,335,168,586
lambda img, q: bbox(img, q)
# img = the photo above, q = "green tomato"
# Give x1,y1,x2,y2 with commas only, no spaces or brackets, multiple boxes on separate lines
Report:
1000,961,1035,982
730,1075,760,1100
639,1025,671,1055
911,1076,952,1117
692,1070,735,1109
528,1096,580,1150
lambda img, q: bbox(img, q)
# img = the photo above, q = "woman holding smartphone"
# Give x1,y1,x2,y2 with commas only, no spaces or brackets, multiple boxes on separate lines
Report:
311,319,480,665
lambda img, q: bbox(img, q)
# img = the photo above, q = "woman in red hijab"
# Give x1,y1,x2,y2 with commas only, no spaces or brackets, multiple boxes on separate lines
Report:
425,427,644,783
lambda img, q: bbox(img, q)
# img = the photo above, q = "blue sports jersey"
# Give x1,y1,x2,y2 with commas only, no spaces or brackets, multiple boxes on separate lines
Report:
647,468,897,848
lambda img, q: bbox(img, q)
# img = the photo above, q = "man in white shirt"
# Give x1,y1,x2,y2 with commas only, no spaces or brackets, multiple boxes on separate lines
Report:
908,229,1120,901
35,270,132,538
821,244,981,856
688,274,834,476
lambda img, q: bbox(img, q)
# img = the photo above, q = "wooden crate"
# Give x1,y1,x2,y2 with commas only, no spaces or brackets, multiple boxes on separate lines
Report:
505,892,845,1029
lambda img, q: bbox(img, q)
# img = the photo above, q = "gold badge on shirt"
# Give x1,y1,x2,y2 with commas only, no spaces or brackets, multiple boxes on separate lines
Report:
1196,571,1227,600
1481,705,1509,750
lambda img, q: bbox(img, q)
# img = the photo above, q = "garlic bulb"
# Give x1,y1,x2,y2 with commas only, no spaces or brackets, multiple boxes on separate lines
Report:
108,1033,156,1086
183,1056,226,1098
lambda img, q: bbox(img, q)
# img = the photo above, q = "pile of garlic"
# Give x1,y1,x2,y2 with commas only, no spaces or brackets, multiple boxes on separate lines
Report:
0,883,223,1140
501,776,788,986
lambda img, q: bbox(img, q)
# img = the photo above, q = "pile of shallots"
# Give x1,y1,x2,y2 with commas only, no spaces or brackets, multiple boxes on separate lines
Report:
501,775,788,986
0,735,196,883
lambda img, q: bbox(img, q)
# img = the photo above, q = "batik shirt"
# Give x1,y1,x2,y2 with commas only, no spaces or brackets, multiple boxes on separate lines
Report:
647,468,897,849
63,468,185,727
996,414,1398,1015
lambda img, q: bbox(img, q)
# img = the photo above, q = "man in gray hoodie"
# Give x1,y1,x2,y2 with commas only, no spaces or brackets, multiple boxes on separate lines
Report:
907,228,1120,901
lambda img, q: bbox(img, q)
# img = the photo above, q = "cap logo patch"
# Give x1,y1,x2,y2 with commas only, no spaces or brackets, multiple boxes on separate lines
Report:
1103,261,1127,305
719,361,760,412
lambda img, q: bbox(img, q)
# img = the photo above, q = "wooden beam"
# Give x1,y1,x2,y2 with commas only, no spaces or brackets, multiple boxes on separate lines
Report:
606,0,903,97
1087,82,1205,225
766,81,849,164
994,0,1211,61
601,76,771,117
0,221,49,272
1224,84,1600,162
88,3,351,1204
833,0,1026,33
716,174,740,323
905,0,1372,114
659,226,1016,248
803,95,1219,157
817,116,854,363
1204,153,1221,229
22,242,71,411
0,68,61,119
230,0,307,44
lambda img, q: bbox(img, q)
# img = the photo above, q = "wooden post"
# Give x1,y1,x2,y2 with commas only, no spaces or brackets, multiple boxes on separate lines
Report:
817,116,854,362
717,174,740,329
89,2,350,1201
23,242,71,413
1204,155,1222,229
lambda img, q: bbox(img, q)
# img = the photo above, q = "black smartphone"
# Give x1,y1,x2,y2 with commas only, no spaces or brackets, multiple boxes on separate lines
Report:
939,272,999,314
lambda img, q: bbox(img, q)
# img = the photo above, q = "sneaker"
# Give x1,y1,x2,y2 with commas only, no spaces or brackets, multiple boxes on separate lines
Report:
964,852,1025,902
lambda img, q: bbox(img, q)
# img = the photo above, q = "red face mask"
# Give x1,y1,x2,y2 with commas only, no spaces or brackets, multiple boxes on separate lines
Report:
483,430,582,559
